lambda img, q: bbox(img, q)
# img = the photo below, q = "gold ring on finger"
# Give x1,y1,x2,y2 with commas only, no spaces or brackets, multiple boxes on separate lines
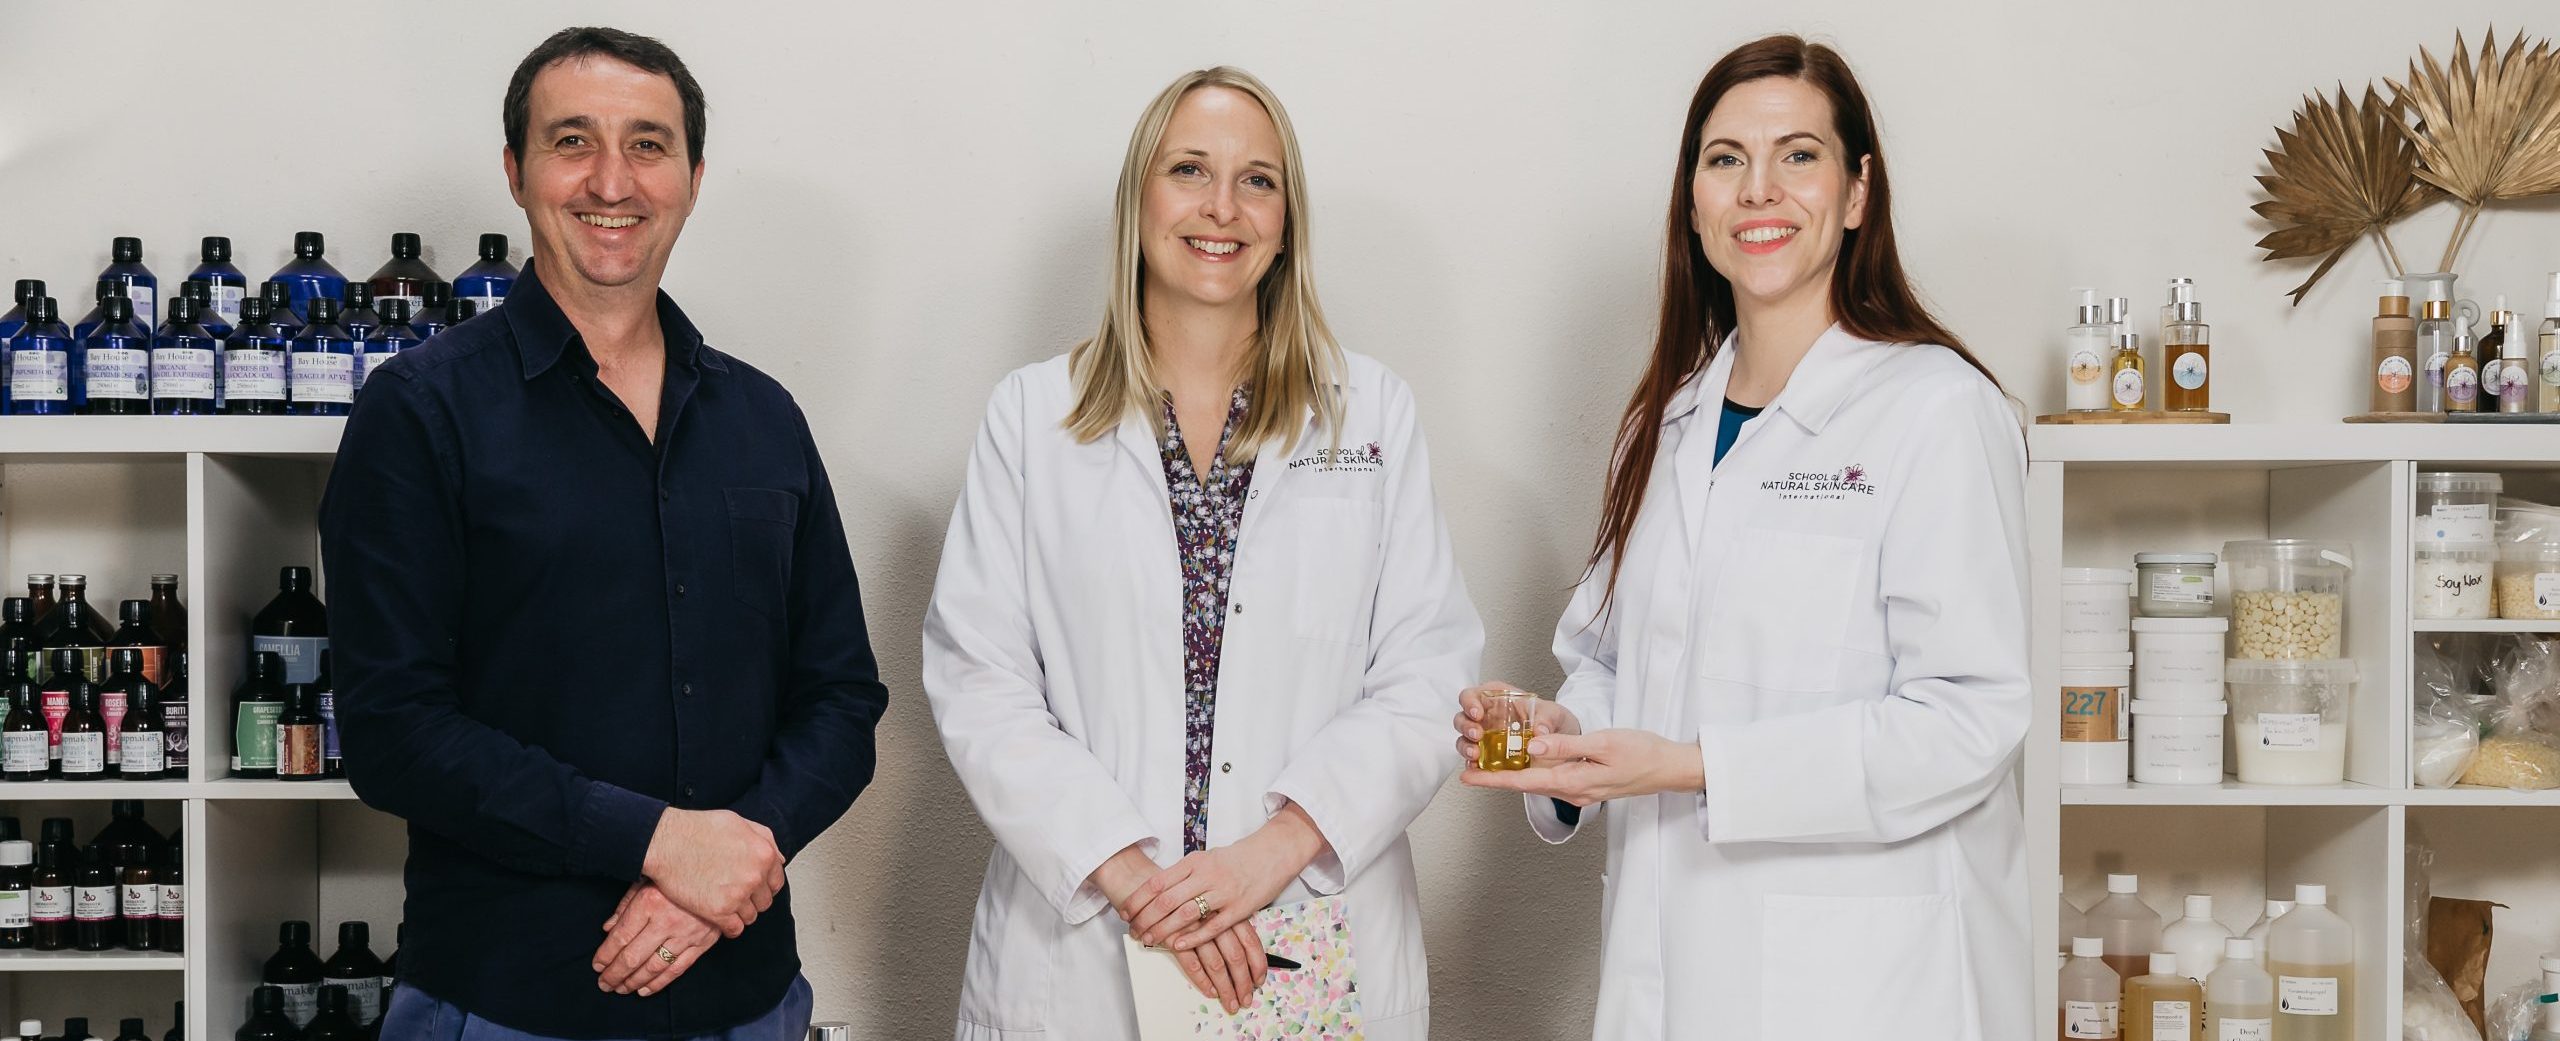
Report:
1194,894,1213,921
656,945,677,964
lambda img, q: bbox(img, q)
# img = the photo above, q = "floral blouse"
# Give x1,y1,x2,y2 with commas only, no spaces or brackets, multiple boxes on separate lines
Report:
1160,386,1255,854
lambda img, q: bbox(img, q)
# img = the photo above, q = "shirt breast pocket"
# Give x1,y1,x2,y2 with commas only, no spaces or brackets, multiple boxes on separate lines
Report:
1699,527,1865,693
726,487,800,619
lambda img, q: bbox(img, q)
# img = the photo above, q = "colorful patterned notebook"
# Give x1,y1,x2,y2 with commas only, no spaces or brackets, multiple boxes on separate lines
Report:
1122,895,1363,1040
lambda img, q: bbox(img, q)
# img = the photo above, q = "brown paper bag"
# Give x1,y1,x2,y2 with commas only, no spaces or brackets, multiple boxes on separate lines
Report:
2429,896,2504,1035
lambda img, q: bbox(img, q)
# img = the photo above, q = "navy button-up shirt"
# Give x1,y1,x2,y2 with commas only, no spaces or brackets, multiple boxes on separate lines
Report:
319,262,888,1039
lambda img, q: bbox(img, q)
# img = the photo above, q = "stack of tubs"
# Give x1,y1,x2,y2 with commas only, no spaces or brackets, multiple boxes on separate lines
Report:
2060,568,2134,785
2224,539,2357,786
2130,554,2227,785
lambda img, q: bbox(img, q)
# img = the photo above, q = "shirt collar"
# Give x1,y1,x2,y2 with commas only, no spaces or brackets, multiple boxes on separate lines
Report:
1663,323,1878,434
505,257,722,380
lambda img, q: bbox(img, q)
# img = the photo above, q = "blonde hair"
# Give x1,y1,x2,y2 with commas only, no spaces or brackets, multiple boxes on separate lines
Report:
1064,66,1344,464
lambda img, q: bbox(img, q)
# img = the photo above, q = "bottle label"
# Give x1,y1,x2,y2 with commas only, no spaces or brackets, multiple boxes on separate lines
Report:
120,882,157,919
320,691,339,761
225,350,287,400
2448,366,2480,404
328,975,385,1024
2278,974,2340,1015
30,885,70,922
2217,1017,2270,1041
278,723,324,777
101,690,126,761
2496,360,2533,398
279,981,320,1026
2063,999,2118,1038
210,284,245,324
58,731,104,774
356,346,400,389
2377,355,2413,394
234,700,282,771
41,690,67,754
153,347,218,399
72,883,114,921
2112,367,2144,406
2428,350,2450,386
127,286,156,325
0,889,26,929
465,293,504,314
2151,1001,2192,1041
2149,572,2213,604
166,699,188,769
157,882,184,920
2538,572,2560,611
122,730,165,775
2060,685,2124,742
2255,712,2323,750
2543,341,2560,386
2,730,47,773
2070,350,2104,385
87,347,151,400
8,350,68,401
2172,351,2208,391
256,636,330,686
290,351,355,404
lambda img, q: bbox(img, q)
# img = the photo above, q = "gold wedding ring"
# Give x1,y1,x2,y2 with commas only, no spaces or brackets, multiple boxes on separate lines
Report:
1193,895,1213,921
656,945,678,964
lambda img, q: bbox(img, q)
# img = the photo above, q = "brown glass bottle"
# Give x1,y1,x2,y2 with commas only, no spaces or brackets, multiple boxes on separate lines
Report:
156,838,183,954
163,649,190,775
276,682,325,781
97,647,149,771
119,853,157,951
71,848,116,952
146,575,186,655
116,671,166,781
0,839,29,949
41,577,110,682
109,601,169,688
0,649,43,781
38,648,86,772
29,842,70,950
231,652,286,779
252,567,329,688
24,576,55,633
56,666,107,780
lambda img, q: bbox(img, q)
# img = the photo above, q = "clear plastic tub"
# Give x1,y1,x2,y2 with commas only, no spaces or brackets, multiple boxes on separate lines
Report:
2226,658,2355,785
2224,539,2353,660
2412,540,2496,619
2133,553,2216,618
2497,539,2560,620
2418,471,2503,542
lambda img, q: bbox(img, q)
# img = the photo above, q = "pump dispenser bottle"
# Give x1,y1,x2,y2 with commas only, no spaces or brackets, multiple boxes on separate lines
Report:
2496,303,2534,413
2162,281,2211,411
2062,936,2123,1039
2068,288,2111,411
2419,278,2455,411
2447,314,2482,414
2108,296,2147,412
2373,280,2417,412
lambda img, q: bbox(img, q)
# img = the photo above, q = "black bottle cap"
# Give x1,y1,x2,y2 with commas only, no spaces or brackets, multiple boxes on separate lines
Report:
342,282,371,307
309,297,340,323
112,237,142,263
294,232,325,259
479,233,507,260
280,920,311,945
11,279,38,304
454,298,479,322
240,297,267,324
170,295,199,323
379,298,411,324
120,600,147,625
280,566,312,591
101,296,130,323
49,648,80,673
251,986,283,1012
3,596,26,622
31,297,55,324
261,282,291,308
422,282,451,306
109,648,141,677
338,920,368,948
182,279,210,305
61,1021,86,1039
200,236,230,264
390,232,421,259
96,278,120,303
119,1021,143,1036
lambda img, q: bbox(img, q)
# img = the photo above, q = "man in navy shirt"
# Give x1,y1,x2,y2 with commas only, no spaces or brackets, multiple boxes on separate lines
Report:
322,26,887,1040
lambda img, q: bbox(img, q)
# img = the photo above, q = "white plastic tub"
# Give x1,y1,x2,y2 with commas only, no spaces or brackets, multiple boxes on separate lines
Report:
2131,616,2227,701
2132,699,2227,785
2060,652,2132,786
2061,567,2134,653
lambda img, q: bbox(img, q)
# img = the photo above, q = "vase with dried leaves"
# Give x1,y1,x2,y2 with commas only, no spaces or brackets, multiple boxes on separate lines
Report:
2253,28,2560,306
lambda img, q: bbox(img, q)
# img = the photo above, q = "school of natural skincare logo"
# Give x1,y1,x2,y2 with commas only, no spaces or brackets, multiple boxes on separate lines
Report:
1762,463,1877,501
1290,442,1385,472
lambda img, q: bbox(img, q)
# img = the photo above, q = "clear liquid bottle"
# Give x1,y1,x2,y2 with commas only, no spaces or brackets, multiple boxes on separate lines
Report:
2162,894,2232,983
2418,278,2455,411
2267,883,2353,1041
2446,313,2482,413
2126,952,2204,1041
2209,937,2274,1040
2501,305,2538,413
2108,296,2148,412
2062,936,2124,1039
2088,873,2164,985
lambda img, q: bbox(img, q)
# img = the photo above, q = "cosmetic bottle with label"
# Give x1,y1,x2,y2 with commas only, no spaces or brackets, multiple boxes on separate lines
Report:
81,296,150,414
189,238,247,330
6,298,71,415
229,652,285,778
2267,884,2353,1041
2208,938,2274,1041
270,233,346,320
2372,280,2416,412
222,298,287,415
2061,936,2123,1039
2162,281,2211,412
358,299,417,394
152,295,219,415
2446,314,2482,414
71,279,121,349
266,920,326,1025
2496,304,2535,413
254,568,328,687
409,282,454,341
256,282,302,338
101,237,157,330
2418,277,2455,412
2108,296,2147,412
453,234,517,314
2482,300,2512,411
0,280,40,345
287,297,356,416
2066,288,2111,411
2125,952,2203,1041
367,233,441,319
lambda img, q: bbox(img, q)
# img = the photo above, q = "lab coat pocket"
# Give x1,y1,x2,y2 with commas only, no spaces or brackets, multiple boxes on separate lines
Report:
1759,893,1966,1041
1698,528,1863,692
1277,496,1382,646
726,487,799,619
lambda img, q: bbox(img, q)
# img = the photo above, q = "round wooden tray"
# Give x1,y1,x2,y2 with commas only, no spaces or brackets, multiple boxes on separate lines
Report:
2034,411,2231,425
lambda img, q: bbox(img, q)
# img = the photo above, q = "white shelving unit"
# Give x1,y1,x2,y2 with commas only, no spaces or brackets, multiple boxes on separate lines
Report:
2031,423,2560,1041
0,417,400,1040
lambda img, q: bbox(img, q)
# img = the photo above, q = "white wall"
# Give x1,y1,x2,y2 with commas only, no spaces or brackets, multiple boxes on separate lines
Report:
8,1,2560,1035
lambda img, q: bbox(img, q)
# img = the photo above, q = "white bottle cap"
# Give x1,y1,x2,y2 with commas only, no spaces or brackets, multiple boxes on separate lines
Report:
2074,936,2105,958
0,840,27,867
2150,951,2179,975
15,1025,34,1039
2184,894,2213,918
2296,883,2328,907
2226,937,2256,961
2108,873,2139,894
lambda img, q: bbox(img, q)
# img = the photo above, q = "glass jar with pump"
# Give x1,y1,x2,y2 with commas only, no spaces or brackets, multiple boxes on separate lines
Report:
2107,296,2146,412
2161,280,2211,411
2407,273,2477,412
2371,279,2416,413
2065,288,2111,412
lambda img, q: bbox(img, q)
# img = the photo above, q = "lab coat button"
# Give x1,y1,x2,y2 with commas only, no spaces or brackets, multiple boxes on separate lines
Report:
1220,762,1232,774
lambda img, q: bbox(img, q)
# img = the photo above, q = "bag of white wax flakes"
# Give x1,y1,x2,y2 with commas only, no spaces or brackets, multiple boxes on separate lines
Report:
2460,636,2560,790
2415,639,2484,788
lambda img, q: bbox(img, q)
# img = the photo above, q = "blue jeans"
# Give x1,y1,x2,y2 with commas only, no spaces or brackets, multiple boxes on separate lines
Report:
379,976,813,1041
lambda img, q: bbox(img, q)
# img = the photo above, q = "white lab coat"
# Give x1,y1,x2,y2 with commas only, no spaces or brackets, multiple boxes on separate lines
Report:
924,351,1481,1041
1530,326,2033,1041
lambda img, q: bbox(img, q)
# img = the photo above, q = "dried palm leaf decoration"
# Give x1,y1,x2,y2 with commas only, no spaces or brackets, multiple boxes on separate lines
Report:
2390,28,2560,271
2252,85,2436,305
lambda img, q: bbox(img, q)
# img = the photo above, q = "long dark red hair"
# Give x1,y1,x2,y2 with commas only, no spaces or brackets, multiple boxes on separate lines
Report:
1586,34,2001,604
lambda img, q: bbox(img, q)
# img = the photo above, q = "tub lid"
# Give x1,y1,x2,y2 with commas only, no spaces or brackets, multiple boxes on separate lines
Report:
2223,538,2354,570
2224,657,2358,684
2419,471,2505,494
2412,539,2499,555
2131,616,2230,633
2061,651,2135,670
2133,553,2217,566
2130,699,2228,716
2063,567,2137,584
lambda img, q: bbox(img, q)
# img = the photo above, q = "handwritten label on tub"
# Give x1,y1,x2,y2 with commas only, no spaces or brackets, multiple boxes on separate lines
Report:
2256,713,2322,751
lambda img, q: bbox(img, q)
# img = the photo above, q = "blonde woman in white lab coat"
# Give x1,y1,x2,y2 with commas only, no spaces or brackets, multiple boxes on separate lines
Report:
923,67,1480,1041
1456,35,2032,1041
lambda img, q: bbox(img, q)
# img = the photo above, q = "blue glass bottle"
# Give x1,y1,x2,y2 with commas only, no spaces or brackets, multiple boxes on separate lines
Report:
0,279,42,344
72,278,122,343
452,234,517,315
153,294,220,416
188,237,248,331
256,281,304,338
270,232,346,320
336,283,381,344
7,297,74,415
81,295,152,415
358,298,418,395
222,297,288,415
409,282,454,341
101,236,158,330
367,233,442,320
288,296,356,417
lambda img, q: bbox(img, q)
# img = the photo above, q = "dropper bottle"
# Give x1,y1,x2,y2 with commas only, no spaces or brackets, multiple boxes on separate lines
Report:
2447,313,2482,414
2107,296,2146,413
2067,288,2111,412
